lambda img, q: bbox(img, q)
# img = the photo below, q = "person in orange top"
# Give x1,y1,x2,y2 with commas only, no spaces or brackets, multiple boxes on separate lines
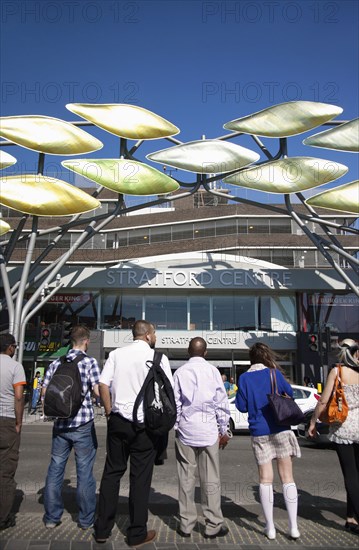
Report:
0,333,26,530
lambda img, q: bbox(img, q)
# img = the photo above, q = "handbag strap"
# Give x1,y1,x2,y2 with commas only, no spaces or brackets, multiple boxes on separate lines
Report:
269,368,279,395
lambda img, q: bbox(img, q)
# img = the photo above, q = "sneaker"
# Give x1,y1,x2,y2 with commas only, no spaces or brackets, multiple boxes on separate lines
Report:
79,523,94,530
44,522,61,529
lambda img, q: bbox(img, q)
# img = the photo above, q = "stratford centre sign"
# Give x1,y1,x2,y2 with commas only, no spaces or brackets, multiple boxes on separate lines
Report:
106,267,293,289
103,329,297,350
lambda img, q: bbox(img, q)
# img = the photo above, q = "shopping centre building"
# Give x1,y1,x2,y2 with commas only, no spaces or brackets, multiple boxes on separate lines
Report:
1,192,359,383
1,188,358,385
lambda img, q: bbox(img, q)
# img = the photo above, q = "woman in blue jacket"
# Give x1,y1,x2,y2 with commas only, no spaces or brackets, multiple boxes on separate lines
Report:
236,343,300,541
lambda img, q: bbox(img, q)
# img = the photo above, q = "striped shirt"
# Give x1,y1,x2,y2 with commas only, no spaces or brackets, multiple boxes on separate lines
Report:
43,349,100,429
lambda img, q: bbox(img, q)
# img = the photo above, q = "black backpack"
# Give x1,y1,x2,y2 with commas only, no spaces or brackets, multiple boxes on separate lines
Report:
133,351,176,436
44,354,85,418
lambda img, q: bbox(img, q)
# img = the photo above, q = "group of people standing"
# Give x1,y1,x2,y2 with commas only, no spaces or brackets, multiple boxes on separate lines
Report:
0,323,358,546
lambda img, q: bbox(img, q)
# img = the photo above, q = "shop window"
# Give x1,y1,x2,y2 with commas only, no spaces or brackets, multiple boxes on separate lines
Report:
304,292,359,333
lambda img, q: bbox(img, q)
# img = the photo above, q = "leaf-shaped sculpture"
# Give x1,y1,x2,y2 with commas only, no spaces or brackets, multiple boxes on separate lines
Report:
66,103,180,140
0,116,103,155
0,175,101,216
223,157,348,194
303,119,359,152
0,150,17,170
62,159,180,196
306,181,359,214
147,140,260,174
223,101,343,137
0,219,11,236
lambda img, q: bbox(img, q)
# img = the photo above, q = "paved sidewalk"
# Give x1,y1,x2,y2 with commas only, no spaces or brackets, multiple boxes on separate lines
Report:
1,510,358,549
0,413,357,549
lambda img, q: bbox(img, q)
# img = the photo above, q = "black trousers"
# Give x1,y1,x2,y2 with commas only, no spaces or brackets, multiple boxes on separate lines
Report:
334,442,359,521
95,413,157,544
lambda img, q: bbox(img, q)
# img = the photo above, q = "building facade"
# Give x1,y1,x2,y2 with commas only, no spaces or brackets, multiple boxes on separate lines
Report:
1,189,358,386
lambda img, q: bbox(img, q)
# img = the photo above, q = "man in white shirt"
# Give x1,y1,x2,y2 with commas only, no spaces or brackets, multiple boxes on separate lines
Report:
94,320,173,547
174,337,230,539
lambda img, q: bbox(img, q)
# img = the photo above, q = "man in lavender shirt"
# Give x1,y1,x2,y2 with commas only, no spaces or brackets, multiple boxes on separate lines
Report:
173,337,231,539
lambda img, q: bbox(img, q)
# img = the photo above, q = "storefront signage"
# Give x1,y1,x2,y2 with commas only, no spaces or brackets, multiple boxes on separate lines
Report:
103,329,296,350
106,268,293,289
308,295,359,306
46,293,92,303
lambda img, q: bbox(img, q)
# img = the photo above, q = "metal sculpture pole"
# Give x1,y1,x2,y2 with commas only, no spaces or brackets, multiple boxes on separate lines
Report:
0,101,358,364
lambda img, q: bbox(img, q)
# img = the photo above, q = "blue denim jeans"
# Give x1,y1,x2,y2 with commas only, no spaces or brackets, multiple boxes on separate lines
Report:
31,388,40,410
44,420,97,527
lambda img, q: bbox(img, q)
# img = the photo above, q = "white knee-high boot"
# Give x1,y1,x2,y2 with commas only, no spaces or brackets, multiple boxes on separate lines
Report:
259,483,275,539
282,482,300,539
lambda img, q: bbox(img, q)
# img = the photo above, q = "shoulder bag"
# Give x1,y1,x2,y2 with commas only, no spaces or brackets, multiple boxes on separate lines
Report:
319,365,348,424
267,369,305,426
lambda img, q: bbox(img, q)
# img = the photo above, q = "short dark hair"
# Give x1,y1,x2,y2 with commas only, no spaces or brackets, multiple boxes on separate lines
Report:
132,320,154,339
70,325,90,345
188,337,207,357
0,333,16,353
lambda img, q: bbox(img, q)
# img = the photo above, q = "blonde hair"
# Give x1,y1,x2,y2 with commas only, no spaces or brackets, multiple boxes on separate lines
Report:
338,338,359,369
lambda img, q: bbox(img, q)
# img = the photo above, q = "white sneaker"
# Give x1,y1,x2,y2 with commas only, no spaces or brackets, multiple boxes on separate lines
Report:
289,527,300,539
40,415,45,420
265,527,276,540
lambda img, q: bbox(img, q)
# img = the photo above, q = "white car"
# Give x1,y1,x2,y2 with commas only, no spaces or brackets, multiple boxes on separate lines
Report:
229,384,321,432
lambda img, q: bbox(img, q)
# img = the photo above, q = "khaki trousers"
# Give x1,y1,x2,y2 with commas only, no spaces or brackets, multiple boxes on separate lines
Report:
175,436,224,535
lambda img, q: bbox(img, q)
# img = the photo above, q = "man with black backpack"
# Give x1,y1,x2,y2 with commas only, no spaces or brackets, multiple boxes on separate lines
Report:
41,325,100,530
94,320,173,547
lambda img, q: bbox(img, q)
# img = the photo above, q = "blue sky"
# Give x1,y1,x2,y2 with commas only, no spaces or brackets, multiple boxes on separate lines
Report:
1,0,358,205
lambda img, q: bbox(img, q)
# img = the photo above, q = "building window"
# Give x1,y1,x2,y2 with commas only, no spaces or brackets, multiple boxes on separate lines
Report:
172,224,194,241
259,296,271,330
194,221,216,239
189,295,210,330
150,226,170,243
213,295,256,330
303,292,359,333
270,296,296,331
102,293,142,328
145,295,187,329
269,218,292,233
128,228,149,246
248,218,269,233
